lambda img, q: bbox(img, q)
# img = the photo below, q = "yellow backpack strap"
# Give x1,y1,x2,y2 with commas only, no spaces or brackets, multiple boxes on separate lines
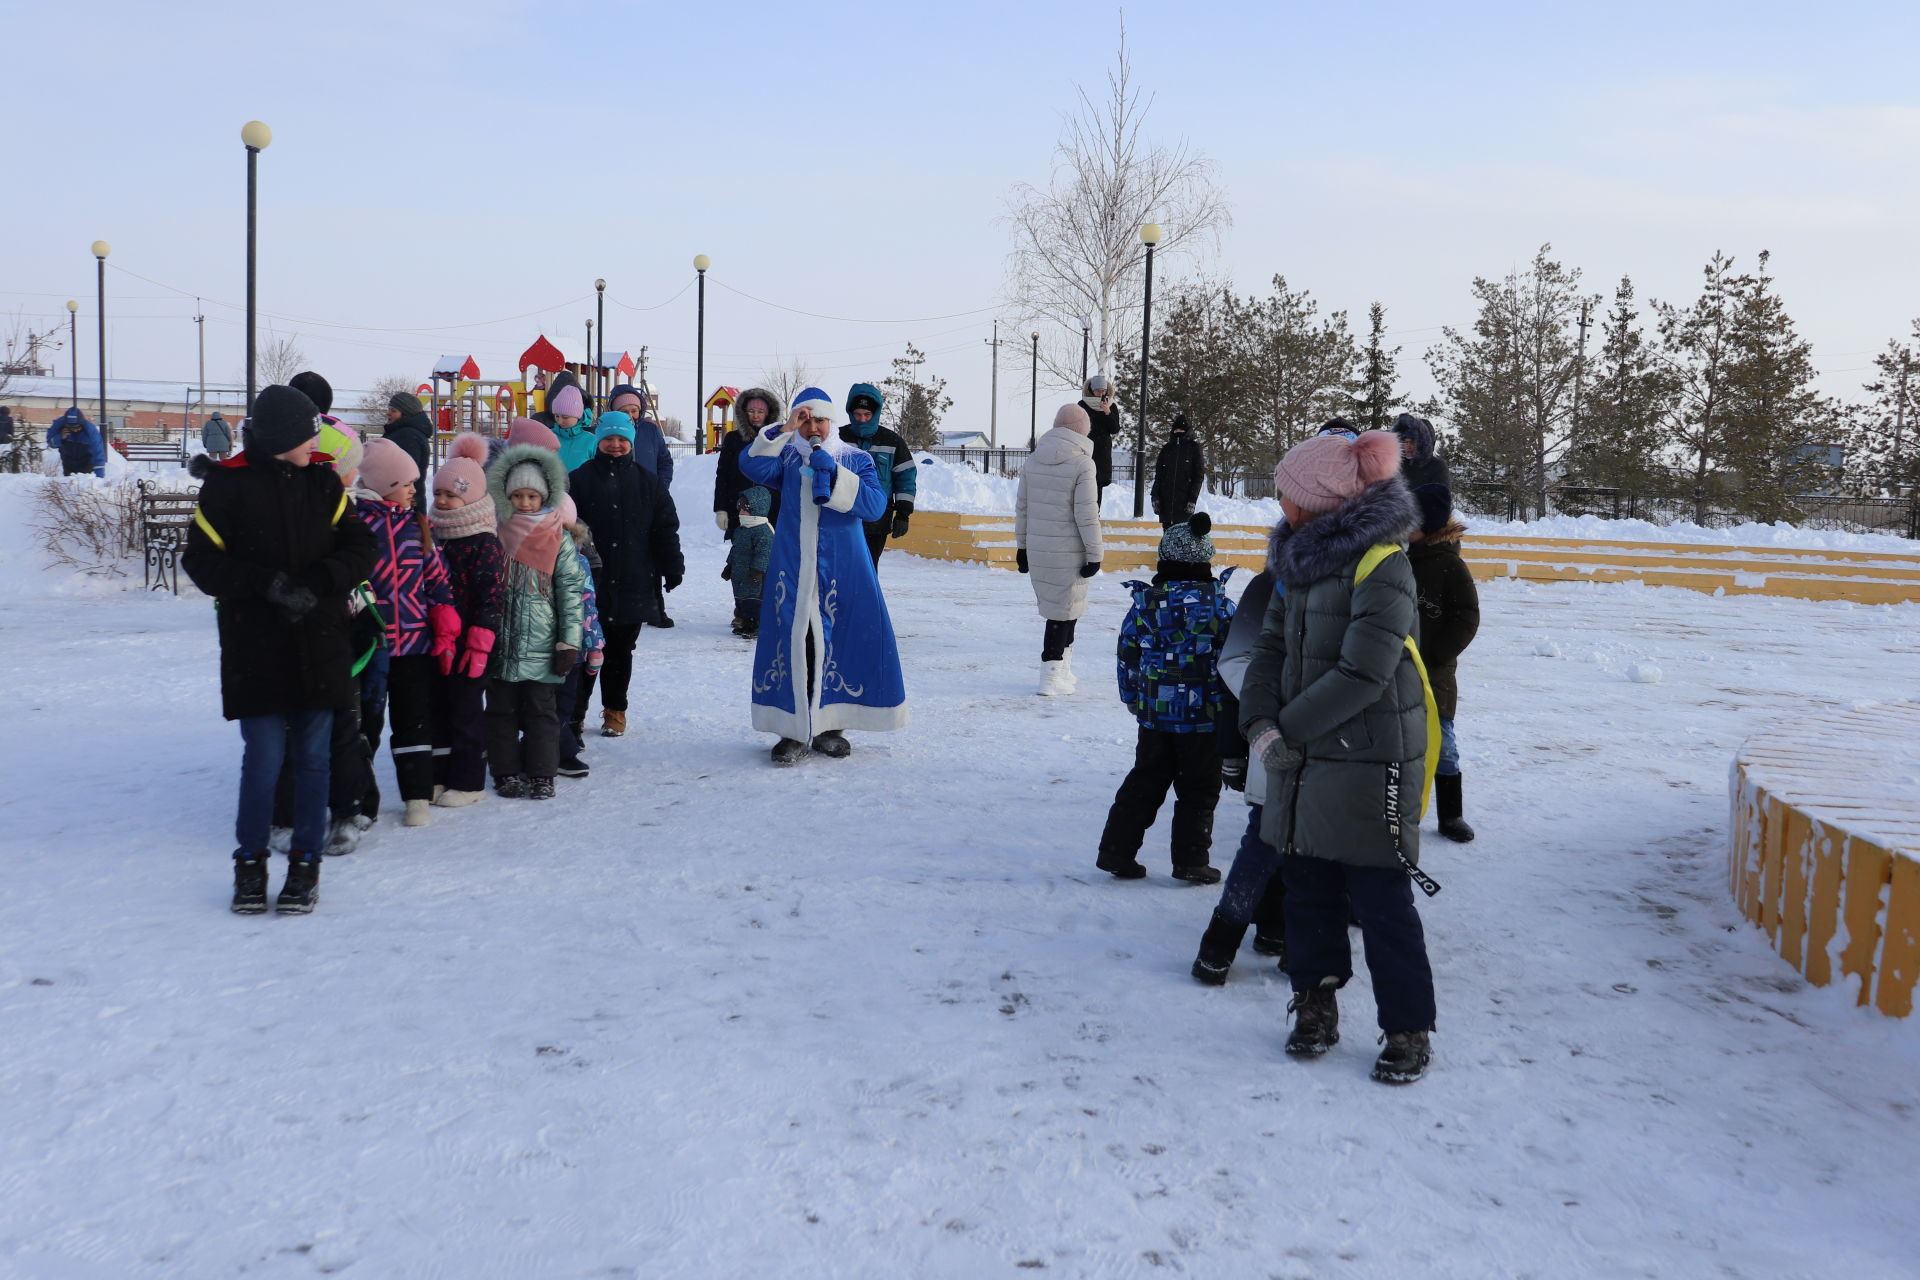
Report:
1351,542,1445,826
192,506,227,551
331,491,349,527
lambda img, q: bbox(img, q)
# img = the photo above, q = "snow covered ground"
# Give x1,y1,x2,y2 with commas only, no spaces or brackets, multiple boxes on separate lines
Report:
4,472,1920,1279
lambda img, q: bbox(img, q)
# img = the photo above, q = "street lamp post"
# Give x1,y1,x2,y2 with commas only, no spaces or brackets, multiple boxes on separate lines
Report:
584,318,594,402
1028,331,1040,450
1132,223,1162,519
594,278,606,411
240,120,271,416
1079,313,1092,387
693,254,709,453
90,241,110,435
65,300,79,410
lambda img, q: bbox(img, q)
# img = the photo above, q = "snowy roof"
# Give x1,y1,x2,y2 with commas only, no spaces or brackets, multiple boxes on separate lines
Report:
4,374,250,408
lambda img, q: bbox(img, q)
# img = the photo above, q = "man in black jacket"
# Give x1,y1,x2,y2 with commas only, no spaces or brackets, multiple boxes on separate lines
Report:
182,384,376,915
568,423,686,738
1151,415,1205,527
1080,376,1119,499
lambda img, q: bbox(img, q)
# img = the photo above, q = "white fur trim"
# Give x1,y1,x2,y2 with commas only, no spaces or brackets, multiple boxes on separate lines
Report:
825,462,861,514
791,395,836,423
747,426,790,458
737,514,769,528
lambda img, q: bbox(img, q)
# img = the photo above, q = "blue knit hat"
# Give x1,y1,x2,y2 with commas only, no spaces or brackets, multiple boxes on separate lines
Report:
595,411,636,443
790,386,836,424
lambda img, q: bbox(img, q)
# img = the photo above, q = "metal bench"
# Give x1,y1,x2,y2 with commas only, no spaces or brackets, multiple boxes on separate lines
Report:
121,439,187,471
138,480,199,593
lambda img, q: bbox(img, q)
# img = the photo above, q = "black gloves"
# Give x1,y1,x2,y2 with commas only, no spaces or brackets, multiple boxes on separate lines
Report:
890,510,911,539
663,573,683,593
1079,561,1101,578
265,571,318,622
720,562,733,581
552,647,578,678
1221,757,1247,792
1016,548,1029,574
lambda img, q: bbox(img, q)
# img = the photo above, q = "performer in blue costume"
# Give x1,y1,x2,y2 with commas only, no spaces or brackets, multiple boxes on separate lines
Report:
738,387,908,766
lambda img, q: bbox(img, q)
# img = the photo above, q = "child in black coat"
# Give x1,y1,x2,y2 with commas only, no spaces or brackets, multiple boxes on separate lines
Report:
1407,485,1481,842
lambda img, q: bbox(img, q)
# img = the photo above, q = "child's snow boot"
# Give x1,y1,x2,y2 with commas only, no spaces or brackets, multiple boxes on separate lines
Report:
601,709,627,738
494,774,528,799
436,789,485,807
528,777,556,801
231,854,269,915
403,799,432,827
276,855,320,915
1436,774,1475,843
1372,1030,1432,1084
1172,863,1222,885
1284,984,1340,1057
1191,911,1248,985
323,817,361,857
556,755,590,779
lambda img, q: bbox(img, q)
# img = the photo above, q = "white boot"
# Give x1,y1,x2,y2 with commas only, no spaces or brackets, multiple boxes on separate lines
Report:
403,799,433,827
1060,646,1078,693
434,789,485,808
1038,659,1072,696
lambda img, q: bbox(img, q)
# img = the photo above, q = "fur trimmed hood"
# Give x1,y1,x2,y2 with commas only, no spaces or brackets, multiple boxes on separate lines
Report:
733,387,783,437
487,441,569,517
1266,477,1419,587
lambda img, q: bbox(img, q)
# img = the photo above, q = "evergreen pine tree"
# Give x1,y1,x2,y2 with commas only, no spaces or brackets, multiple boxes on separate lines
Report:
879,343,955,451
1352,302,1403,433
1570,276,1673,495
1854,328,1919,492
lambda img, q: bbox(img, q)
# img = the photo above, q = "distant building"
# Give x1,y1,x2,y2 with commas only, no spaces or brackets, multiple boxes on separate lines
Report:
2,375,249,440
939,430,993,450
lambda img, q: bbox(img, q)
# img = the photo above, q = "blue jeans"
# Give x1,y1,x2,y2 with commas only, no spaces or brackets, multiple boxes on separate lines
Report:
1217,804,1281,925
1437,718,1460,777
237,710,332,857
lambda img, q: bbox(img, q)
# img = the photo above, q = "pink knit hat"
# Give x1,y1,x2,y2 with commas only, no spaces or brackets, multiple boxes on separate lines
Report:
432,456,488,506
358,437,420,499
1272,430,1402,514
550,385,584,418
558,494,578,525
1053,403,1090,435
508,417,560,451
447,432,491,465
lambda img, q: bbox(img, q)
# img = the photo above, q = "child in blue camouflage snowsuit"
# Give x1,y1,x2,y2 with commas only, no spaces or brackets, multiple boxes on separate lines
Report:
1095,515,1236,883
726,485,774,638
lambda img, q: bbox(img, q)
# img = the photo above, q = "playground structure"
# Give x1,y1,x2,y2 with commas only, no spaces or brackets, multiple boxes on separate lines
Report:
419,339,654,461
703,386,741,452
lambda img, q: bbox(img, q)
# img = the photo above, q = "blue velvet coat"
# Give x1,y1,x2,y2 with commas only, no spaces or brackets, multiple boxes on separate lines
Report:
738,427,907,740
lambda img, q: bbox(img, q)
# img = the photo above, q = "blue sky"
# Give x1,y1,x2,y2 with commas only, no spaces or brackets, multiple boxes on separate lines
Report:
10,0,1917,430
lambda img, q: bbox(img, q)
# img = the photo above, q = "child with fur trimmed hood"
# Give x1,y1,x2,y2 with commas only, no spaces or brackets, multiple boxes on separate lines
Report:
556,494,605,777
353,438,460,829
484,443,586,800
1239,429,1439,1085
428,443,506,807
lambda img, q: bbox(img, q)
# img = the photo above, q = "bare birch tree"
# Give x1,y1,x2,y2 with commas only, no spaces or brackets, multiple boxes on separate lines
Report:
1003,20,1230,395
258,335,309,386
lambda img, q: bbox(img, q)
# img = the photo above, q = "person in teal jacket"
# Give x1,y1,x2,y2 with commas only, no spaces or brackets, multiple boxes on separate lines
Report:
839,382,917,568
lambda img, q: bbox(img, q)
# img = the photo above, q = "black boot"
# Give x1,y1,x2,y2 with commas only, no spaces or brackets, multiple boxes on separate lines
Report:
276,856,320,915
231,854,269,915
1284,985,1340,1057
1372,1030,1432,1084
772,738,809,767
1251,878,1287,961
1436,774,1475,843
1171,864,1221,885
1191,911,1248,985
811,730,852,759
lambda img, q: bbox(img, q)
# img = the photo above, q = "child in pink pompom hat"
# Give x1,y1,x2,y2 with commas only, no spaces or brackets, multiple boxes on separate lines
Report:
1242,425,1441,1084
427,455,505,807
507,417,560,452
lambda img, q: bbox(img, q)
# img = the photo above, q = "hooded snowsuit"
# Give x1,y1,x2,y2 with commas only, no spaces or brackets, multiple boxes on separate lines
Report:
1151,423,1205,526
739,422,907,742
533,371,599,472
1015,424,1103,622
485,444,585,782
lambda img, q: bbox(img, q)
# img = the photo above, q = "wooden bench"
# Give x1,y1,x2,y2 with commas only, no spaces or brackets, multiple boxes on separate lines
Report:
1731,704,1920,1015
120,439,187,471
138,480,200,593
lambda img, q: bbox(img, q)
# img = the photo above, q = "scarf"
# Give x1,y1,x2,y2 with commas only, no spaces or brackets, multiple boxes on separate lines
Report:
737,513,769,528
429,498,498,540
498,507,565,574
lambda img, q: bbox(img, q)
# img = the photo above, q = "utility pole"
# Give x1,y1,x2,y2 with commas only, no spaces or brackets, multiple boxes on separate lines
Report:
1561,298,1592,516
194,300,206,424
637,345,648,398
993,324,1002,448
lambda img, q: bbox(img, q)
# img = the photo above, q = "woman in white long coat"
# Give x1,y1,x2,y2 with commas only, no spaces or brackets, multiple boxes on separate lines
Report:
1015,403,1105,695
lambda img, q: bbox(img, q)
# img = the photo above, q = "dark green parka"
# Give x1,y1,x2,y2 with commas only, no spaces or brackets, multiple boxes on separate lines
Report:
1239,478,1427,868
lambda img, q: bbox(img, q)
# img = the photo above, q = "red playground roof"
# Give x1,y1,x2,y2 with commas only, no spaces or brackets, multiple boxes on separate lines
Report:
517,336,567,374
